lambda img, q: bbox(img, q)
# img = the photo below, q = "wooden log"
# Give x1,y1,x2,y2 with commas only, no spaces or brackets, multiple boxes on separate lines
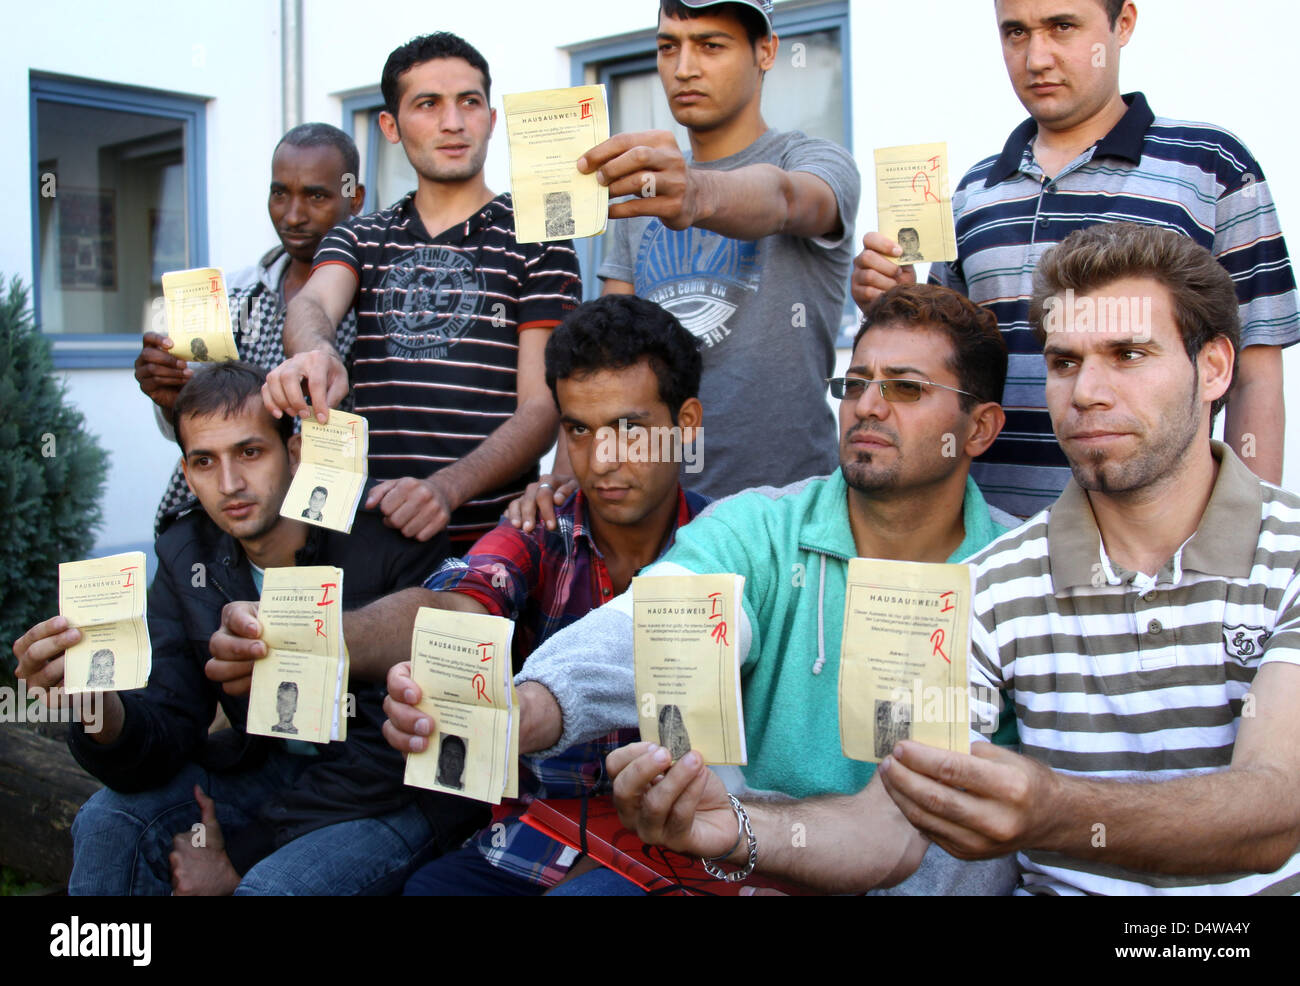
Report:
0,722,100,886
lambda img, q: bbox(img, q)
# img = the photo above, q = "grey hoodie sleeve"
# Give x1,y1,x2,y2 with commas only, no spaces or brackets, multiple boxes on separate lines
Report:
515,559,755,758
515,583,640,758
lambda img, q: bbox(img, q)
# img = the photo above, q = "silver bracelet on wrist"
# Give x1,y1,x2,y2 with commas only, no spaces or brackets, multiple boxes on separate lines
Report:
701,794,757,882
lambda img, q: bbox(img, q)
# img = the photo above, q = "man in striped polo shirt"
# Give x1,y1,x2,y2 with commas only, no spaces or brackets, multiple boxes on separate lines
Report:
262,33,581,547
853,0,1299,518
876,223,1300,895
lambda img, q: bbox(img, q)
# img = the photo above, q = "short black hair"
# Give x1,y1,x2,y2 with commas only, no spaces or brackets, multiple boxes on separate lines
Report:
659,0,770,44
310,486,328,498
544,295,702,423
173,361,293,453
855,283,1008,411
381,32,492,116
274,123,360,184
995,0,1125,29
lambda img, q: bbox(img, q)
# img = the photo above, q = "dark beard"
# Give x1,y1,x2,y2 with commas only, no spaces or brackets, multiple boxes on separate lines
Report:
1069,374,1202,496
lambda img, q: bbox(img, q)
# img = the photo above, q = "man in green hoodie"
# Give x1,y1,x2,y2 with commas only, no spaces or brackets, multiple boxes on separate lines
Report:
386,282,1022,893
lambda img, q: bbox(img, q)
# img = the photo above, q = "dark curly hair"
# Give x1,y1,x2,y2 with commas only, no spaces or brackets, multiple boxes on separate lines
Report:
545,295,702,423
381,32,491,116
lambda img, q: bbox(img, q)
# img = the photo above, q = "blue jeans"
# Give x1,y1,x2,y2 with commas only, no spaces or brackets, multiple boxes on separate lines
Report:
404,846,646,896
546,866,646,896
69,753,435,896
403,845,547,896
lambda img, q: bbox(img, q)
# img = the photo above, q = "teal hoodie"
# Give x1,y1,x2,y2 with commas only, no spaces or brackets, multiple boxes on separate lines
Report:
520,470,1018,800
656,470,1016,798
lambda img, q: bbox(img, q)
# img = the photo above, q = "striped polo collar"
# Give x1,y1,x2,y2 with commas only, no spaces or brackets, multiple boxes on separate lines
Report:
986,91,1155,187
394,190,513,242
1048,440,1263,590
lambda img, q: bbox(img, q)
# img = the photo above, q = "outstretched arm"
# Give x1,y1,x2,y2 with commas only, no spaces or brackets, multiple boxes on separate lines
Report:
263,263,359,422
579,131,844,241
608,742,928,894
879,661,1300,875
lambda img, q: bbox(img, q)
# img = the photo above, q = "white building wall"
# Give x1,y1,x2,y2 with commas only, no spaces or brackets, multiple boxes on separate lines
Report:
2,0,1299,558
1,0,282,561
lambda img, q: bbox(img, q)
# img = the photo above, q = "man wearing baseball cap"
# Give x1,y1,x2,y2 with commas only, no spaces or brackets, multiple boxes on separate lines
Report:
515,0,861,531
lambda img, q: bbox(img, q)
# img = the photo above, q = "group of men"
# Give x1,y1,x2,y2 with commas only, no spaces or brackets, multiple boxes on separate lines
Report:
12,0,1300,896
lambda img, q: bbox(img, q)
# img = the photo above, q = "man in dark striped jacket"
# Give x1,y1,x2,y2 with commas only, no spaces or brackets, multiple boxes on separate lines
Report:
852,0,1298,519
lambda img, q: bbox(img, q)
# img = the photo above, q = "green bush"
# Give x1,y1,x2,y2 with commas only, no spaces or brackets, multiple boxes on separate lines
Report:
0,276,109,667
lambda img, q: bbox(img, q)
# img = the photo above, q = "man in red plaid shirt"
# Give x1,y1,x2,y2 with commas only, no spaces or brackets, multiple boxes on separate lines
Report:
213,294,708,893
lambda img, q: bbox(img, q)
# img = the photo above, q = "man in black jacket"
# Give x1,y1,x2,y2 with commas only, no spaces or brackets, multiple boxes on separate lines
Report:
13,361,482,894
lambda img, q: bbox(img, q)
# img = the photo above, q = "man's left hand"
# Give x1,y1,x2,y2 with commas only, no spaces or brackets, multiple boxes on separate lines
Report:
366,476,454,542
170,786,240,896
877,740,1059,860
579,132,704,231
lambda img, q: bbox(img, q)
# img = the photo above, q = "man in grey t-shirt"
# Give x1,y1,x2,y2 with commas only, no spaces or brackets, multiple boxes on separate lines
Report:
514,0,860,520
598,124,859,499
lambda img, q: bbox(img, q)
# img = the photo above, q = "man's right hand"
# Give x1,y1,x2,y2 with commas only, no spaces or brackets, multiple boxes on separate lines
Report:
382,660,434,754
206,602,267,697
12,615,78,699
851,232,917,313
608,742,741,860
504,474,578,533
262,349,349,424
14,616,125,740
134,332,193,412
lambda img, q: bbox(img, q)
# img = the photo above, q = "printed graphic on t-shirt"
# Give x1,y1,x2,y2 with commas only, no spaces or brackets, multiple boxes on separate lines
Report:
634,222,759,348
378,246,487,359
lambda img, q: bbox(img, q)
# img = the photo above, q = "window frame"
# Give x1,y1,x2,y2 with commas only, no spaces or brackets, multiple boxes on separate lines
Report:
340,90,388,215
29,73,209,369
566,0,852,300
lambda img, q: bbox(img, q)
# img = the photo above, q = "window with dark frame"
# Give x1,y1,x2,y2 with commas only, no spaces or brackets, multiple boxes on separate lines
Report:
29,75,207,368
